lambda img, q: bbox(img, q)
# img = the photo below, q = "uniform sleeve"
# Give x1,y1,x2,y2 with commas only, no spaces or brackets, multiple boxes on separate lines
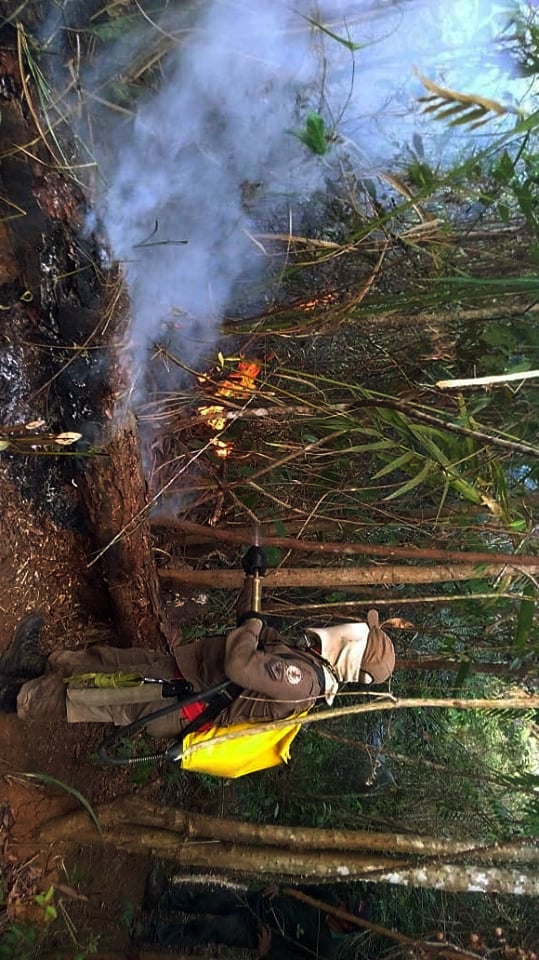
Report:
235,578,254,624
224,620,322,705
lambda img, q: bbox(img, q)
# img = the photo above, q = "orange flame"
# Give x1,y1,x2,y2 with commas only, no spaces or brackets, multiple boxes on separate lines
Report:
216,360,261,399
196,360,262,460
198,404,226,431
198,360,261,400
210,437,234,458
295,292,338,312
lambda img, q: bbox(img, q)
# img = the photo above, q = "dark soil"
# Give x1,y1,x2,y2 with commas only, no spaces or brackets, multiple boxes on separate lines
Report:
0,24,195,954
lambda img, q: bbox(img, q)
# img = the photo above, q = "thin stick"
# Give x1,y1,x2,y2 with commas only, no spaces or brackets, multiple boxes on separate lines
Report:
178,695,539,763
437,370,539,388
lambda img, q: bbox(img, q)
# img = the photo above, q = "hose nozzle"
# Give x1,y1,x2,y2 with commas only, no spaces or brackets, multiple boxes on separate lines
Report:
241,544,268,614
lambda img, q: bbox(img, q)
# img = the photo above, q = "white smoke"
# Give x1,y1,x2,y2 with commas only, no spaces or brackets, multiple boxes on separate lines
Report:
43,0,535,393
316,0,533,166
92,1,321,380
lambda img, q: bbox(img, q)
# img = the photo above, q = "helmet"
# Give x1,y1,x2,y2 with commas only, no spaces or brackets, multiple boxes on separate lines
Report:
306,610,395,704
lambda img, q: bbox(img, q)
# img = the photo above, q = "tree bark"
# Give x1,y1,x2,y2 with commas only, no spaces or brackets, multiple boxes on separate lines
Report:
368,862,539,896
0,29,169,652
78,413,171,649
39,799,539,864
38,802,539,895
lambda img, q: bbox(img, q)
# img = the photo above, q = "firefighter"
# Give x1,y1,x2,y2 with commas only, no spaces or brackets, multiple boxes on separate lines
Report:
0,576,394,738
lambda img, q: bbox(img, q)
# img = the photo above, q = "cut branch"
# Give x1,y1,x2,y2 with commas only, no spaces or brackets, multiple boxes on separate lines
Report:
159,562,536,590
40,799,539,863
437,369,539,388
152,517,539,569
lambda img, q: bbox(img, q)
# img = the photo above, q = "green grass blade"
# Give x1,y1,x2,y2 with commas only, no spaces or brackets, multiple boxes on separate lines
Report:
18,772,101,833
301,14,363,51
383,459,433,500
371,450,416,480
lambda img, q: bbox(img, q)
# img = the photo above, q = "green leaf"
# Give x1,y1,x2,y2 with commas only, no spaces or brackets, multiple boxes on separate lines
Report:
35,885,58,923
482,323,515,350
289,112,329,155
383,459,433,500
451,107,489,127
90,17,135,41
371,450,415,479
19,772,101,833
35,885,55,906
504,361,532,374
449,477,483,504
409,429,451,465
264,546,282,567
407,160,436,190
273,517,287,537
494,150,515,183
344,439,395,454
508,518,527,532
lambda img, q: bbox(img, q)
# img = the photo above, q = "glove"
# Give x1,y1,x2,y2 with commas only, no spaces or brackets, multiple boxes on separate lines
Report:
241,545,267,577
237,610,266,627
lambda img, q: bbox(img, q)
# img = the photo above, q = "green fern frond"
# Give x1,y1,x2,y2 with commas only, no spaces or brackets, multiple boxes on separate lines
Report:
482,708,536,725
495,770,539,791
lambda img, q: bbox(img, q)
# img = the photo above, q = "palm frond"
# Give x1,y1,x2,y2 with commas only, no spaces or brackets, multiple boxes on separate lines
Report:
417,72,515,129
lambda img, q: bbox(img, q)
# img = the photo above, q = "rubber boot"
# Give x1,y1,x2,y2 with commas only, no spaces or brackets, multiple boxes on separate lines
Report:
0,676,24,714
0,614,46,679
143,865,170,909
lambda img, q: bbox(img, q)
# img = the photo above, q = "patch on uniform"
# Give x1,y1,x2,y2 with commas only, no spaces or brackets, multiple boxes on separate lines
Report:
285,663,303,685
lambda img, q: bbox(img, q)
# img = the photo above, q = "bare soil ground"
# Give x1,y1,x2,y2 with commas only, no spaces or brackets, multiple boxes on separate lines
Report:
0,458,163,953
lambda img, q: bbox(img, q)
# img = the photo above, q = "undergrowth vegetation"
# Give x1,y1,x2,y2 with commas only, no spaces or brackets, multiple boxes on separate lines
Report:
1,0,539,952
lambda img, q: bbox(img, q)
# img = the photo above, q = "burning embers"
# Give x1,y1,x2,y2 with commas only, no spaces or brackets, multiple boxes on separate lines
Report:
197,360,261,459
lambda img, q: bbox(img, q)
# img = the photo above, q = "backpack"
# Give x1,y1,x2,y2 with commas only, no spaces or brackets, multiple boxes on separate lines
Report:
180,714,309,778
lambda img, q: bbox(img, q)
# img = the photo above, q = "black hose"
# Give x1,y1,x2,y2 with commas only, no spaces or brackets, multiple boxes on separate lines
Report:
96,680,234,767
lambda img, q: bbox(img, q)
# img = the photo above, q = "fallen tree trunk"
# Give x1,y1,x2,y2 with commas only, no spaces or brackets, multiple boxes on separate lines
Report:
38,801,539,895
0,32,169,652
39,799,539,864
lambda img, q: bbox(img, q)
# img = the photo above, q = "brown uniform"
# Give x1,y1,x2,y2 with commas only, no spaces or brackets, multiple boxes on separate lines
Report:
16,618,327,739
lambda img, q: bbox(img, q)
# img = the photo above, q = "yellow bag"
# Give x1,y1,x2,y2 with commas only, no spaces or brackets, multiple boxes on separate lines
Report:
180,715,307,778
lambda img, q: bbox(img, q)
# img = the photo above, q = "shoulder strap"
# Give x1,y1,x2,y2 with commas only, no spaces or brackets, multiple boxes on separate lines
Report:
178,681,243,740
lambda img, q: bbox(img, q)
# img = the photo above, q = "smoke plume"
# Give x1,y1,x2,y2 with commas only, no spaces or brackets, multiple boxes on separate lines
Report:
43,0,533,396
